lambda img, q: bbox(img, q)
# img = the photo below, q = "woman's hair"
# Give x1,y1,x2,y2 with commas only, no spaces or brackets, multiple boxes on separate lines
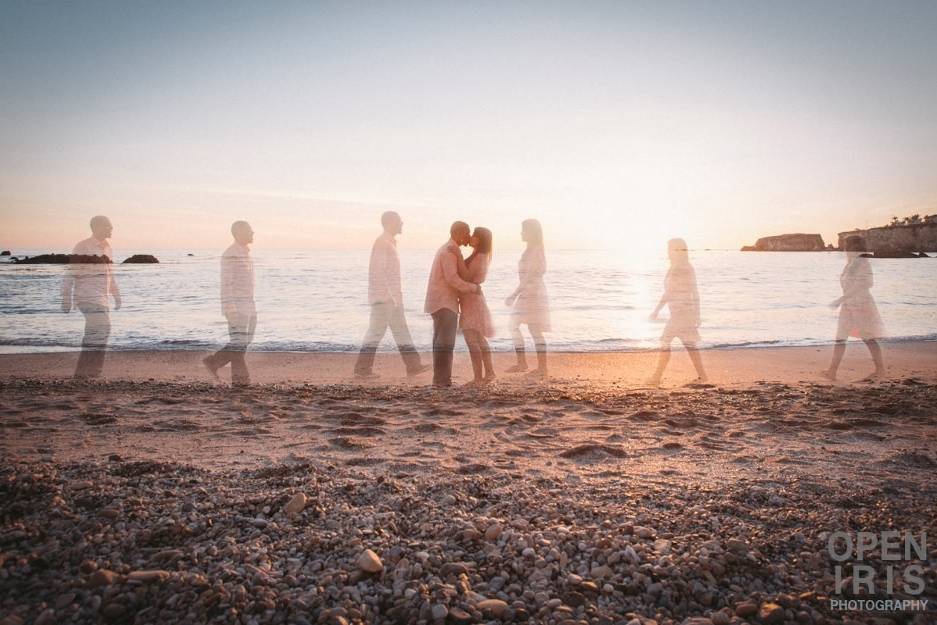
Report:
667,238,690,264
522,219,544,247
467,227,493,266
844,235,867,252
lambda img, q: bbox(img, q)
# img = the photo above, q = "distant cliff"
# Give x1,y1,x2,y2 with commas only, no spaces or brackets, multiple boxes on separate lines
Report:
838,223,937,254
741,233,826,251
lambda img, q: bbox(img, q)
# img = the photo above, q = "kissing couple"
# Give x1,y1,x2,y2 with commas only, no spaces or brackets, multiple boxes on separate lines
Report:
424,221,495,387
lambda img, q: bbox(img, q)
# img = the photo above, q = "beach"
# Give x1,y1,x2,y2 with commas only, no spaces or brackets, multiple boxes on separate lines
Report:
1,344,936,625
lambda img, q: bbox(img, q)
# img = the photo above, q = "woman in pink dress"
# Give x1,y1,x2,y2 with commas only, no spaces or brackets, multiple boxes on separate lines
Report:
454,227,496,386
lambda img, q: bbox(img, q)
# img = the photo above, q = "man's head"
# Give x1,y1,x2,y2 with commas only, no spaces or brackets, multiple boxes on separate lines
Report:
381,211,402,236
90,216,113,240
450,221,471,246
231,220,254,245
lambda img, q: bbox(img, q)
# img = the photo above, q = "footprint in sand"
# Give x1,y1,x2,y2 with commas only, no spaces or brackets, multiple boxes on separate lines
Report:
559,443,628,461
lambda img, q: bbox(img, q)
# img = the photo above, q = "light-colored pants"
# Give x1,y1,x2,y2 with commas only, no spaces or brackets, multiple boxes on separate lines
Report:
355,302,421,374
75,303,110,378
206,313,257,385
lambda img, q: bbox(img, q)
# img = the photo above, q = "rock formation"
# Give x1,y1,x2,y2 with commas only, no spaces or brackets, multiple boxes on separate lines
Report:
11,254,111,264
838,223,937,256
741,233,825,251
122,254,159,264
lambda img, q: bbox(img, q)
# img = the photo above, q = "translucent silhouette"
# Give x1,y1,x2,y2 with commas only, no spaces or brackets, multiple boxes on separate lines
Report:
648,238,708,386
453,227,495,386
61,216,121,379
504,219,550,379
424,221,481,387
203,221,256,386
354,211,429,379
822,235,886,381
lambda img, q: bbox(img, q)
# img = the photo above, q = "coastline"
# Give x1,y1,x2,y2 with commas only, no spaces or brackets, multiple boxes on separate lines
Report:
1,341,935,387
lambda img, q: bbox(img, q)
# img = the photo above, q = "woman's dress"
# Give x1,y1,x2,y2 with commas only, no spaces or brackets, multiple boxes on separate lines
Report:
459,255,495,337
511,247,551,331
836,256,885,340
661,264,701,343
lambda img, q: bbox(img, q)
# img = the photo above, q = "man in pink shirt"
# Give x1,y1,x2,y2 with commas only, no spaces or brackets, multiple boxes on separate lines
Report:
354,211,430,379
61,215,121,378
424,221,480,387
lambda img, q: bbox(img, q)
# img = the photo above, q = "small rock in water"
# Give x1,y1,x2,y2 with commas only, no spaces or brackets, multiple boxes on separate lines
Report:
357,549,383,573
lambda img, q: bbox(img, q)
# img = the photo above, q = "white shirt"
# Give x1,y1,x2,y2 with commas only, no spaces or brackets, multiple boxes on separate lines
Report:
221,242,255,316
62,236,118,308
368,233,403,306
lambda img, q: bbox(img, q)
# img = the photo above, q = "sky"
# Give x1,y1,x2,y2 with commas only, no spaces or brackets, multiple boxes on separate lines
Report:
1,1,936,253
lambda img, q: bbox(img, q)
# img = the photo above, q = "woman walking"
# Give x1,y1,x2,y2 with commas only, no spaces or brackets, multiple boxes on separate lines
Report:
504,219,551,379
822,235,886,381
648,238,708,386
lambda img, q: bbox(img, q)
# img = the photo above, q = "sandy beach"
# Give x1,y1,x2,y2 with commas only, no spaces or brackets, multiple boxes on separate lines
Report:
2,345,936,625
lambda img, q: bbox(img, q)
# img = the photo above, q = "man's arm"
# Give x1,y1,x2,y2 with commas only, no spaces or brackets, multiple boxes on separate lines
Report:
220,255,236,317
441,252,479,294
372,240,396,305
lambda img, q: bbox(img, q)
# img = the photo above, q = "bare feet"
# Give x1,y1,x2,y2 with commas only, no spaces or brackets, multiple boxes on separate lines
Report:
645,376,662,388
506,364,528,373
483,373,497,384
861,369,886,382
526,367,547,380
819,369,837,382
462,379,486,388
354,371,379,380
202,356,221,383
406,364,431,377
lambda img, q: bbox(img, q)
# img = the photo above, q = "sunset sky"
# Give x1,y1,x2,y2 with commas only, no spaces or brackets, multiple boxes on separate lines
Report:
2,1,936,253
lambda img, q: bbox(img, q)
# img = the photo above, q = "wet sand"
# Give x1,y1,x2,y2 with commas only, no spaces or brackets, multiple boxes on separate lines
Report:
1,345,936,625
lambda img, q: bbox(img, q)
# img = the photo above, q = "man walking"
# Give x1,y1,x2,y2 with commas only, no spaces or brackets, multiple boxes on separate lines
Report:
354,211,430,379
62,215,121,378
424,221,480,387
204,220,256,386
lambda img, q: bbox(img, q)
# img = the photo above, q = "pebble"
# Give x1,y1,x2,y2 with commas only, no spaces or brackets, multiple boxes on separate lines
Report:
283,492,306,516
735,601,758,617
759,602,784,624
88,569,119,588
634,526,655,539
476,599,508,617
127,570,171,583
33,610,55,625
357,549,383,573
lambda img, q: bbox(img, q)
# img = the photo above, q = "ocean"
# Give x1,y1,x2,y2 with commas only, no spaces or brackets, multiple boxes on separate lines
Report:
1,248,935,353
